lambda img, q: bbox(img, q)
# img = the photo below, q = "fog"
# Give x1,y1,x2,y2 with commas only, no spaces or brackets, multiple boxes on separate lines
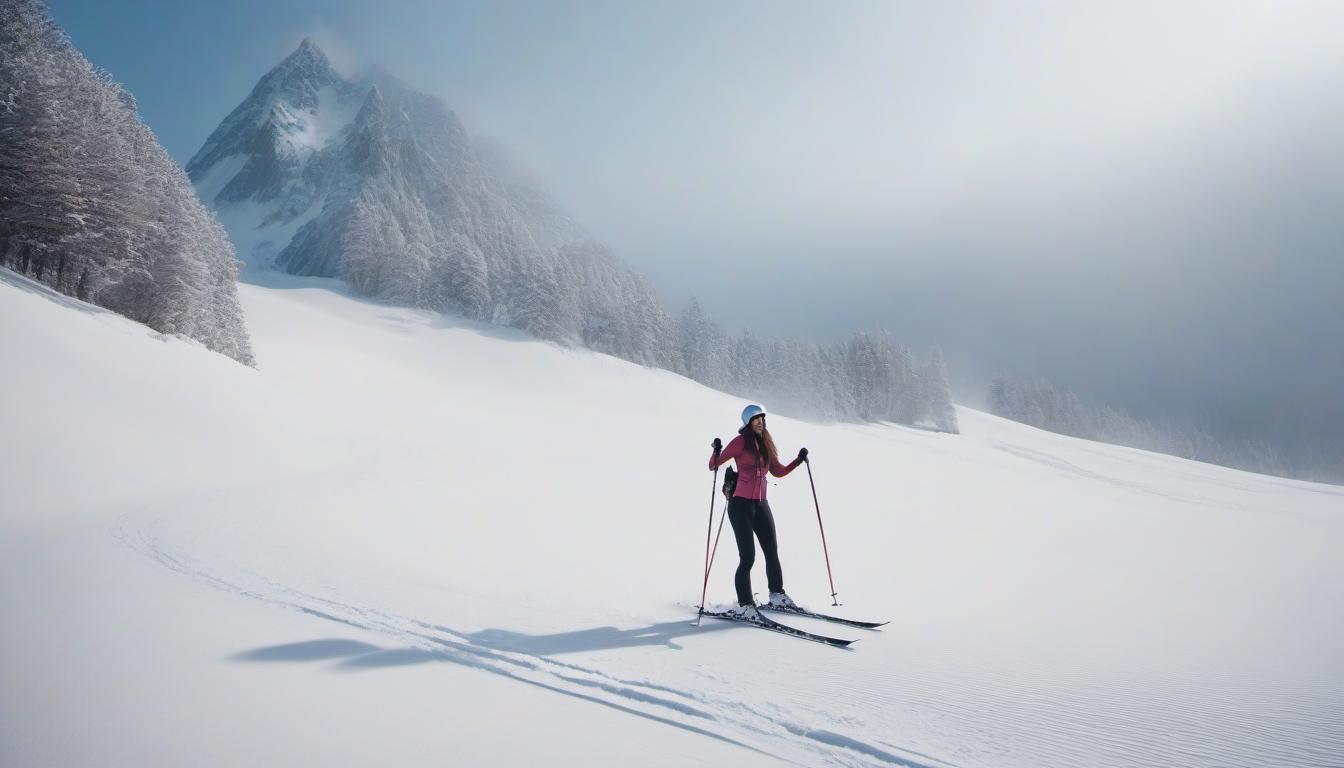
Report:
49,0,1344,475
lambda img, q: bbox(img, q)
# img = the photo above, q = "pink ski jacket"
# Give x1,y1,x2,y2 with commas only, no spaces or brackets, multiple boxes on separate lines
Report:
708,434,803,500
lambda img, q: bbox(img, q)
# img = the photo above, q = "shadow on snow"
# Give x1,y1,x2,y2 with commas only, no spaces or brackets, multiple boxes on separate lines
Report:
229,613,945,768
230,619,772,761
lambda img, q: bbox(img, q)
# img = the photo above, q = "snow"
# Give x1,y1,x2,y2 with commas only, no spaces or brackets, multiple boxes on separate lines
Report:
190,151,298,270
2,265,1342,767
211,195,322,272
191,152,247,208
194,82,366,269
308,83,366,149
267,83,365,162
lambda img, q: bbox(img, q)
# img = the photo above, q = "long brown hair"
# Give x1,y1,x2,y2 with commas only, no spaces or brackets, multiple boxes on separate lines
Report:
738,419,778,468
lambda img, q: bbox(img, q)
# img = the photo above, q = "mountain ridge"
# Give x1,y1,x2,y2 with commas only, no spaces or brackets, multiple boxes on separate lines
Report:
188,39,670,359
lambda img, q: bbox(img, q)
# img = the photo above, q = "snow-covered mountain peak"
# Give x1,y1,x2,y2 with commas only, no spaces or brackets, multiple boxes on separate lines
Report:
293,36,325,63
189,45,583,283
186,40,349,185
265,38,339,106
189,44,686,364
350,65,466,146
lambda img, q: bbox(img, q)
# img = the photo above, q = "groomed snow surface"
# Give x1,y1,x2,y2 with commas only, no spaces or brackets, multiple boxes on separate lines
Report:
2,267,1341,768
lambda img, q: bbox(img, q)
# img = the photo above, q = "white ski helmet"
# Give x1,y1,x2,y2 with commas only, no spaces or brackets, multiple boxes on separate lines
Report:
741,404,766,425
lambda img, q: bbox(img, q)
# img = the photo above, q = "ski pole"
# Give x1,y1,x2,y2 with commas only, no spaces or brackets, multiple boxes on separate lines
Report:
697,442,721,624
804,456,840,606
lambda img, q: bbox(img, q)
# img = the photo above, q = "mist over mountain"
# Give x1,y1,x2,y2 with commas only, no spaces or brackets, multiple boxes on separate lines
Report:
187,40,672,360
187,39,960,430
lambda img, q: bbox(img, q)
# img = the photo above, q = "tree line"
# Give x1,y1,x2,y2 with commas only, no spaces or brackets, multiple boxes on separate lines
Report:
322,83,959,431
340,187,958,431
679,299,958,430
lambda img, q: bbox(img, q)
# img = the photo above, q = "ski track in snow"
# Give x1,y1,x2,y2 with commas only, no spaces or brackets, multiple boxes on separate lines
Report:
111,509,954,768
109,494,1344,768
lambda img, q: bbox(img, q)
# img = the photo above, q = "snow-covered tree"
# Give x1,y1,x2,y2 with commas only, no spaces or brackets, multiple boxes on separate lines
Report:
440,232,489,319
340,202,382,296
922,347,959,433
0,0,253,364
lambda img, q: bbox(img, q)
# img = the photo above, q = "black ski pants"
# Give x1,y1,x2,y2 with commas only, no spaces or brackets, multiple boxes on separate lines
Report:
727,496,784,606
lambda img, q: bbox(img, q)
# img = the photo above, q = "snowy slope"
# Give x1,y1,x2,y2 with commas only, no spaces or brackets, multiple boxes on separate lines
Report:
3,267,1342,768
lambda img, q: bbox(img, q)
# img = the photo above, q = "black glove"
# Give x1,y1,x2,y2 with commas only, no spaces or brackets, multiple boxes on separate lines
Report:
797,447,809,462
711,437,723,454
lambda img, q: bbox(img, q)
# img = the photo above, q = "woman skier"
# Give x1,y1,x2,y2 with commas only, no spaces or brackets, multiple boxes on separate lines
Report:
709,404,808,620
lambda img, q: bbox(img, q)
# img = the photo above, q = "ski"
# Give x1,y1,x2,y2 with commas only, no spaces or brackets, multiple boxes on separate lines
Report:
757,604,888,629
699,609,855,647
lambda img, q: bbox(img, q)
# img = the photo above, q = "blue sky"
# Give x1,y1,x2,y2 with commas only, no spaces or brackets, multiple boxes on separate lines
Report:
46,1,1344,466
